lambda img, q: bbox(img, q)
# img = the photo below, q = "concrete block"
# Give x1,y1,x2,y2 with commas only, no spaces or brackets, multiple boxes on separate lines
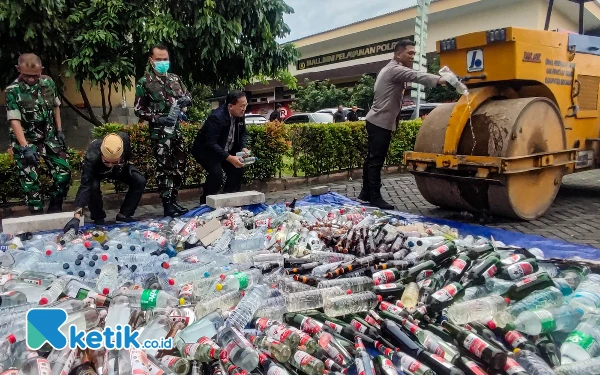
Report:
195,218,221,241
310,186,330,196
201,226,223,247
207,191,265,208
2,212,84,234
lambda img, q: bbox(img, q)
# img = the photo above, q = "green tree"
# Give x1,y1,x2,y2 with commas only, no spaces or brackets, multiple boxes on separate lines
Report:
186,83,213,123
292,80,351,112
425,54,460,103
350,74,375,110
0,0,298,126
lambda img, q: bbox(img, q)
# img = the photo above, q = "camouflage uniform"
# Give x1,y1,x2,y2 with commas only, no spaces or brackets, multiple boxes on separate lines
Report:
5,76,71,212
134,70,190,201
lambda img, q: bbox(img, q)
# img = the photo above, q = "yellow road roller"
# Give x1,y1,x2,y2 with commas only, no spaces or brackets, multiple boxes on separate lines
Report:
404,0,600,220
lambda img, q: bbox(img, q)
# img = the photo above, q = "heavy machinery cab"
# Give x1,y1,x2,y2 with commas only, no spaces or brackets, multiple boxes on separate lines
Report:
404,0,600,220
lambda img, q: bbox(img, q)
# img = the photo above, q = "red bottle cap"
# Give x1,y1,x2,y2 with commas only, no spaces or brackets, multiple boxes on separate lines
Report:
162,262,170,269
505,297,511,305
168,279,175,286
39,297,48,305
7,334,16,344
84,241,91,248
346,289,352,295
377,295,383,303
102,288,110,295
45,250,52,256
101,254,109,261
487,320,497,330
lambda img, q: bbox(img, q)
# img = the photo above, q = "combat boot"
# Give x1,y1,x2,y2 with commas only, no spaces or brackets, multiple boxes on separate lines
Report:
172,200,189,215
162,198,180,218
47,197,64,213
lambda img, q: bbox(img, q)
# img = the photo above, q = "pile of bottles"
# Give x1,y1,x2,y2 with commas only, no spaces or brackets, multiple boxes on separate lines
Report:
0,200,599,375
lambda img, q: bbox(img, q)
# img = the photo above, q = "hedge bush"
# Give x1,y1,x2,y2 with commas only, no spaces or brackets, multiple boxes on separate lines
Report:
0,120,421,203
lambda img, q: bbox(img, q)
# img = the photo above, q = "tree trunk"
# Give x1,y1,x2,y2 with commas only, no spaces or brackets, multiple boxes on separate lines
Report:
78,86,103,126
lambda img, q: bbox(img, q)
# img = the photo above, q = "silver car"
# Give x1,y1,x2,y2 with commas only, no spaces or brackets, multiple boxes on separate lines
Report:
283,113,334,124
245,113,268,124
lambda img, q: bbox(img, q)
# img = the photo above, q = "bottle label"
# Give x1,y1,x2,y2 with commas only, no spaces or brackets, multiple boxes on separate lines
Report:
36,358,51,375
376,283,399,290
504,358,526,375
140,289,159,310
572,291,600,307
506,262,534,279
463,333,489,358
365,315,379,327
130,349,150,375
350,319,368,333
515,275,538,288
416,270,434,282
431,284,459,303
373,270,395,284
267,324,294,343
183,343,200,358
293,350,312,366
324,358,335,370
423,336,445,357
379,301,403,315
505,331,528,349
21,278,42,285
255,218,272,228
0,274,13,285
234,272,249,290
0,291,15,296
564,330,600,354
482,265,498,279
170,315,191,326
298,331,313,346
501,254,521,265
449,258,467,274
533,309,557,333
198,336,220,350
324,320,343,333
418,279,433,289
323,341,344,365
465,360,487,375
402,320,419,335
300,317,321,335
147,360,164,375
429,245,449,257
59,348,78,375
356,358,366,375
399,356,421,372
179,283,194,299
160,355,181,368
267,367,285,375
255,318,275,331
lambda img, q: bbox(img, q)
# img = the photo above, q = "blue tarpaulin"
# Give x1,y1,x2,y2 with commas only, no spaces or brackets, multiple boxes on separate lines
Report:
71,191,598,261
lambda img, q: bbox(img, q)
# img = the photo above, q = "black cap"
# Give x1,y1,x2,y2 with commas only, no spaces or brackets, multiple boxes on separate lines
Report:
103,245,109,250
92,255,98,261
130,246,135,251
67,271,73,275
117,265,122,272
62,263,70,269
130,265,137,272
117,244,123,249
78,271,85,277
77,254,84,261
141,247,145,252
75,259,82,266
88,261,95,267
95,269,101,275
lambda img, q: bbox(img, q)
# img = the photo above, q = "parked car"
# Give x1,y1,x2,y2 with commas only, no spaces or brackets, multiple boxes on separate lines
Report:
245,113,268,124
283,113,334,124
316,107,367,120
399,103,443,120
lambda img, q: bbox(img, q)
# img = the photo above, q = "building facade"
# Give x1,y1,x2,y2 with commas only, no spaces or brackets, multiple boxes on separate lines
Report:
245,0,600,119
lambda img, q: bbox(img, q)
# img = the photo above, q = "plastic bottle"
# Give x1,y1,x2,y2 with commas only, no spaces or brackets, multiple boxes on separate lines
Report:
513,349,555,375
226,285,268,330
39,278,68,305
194,291,241,318
174,310,227,349
569,274,600,314
446,295,510,324
493,286,565,328
104,295,131,332
118,348,150,375
400,282,420,309
555,356,600,375
510,305,583,335
216,325,260,371
317,276,374,293
96,263,119,296
560,313,600,363
284,287,346,312
439,66,469,95
20,357,52,375
216,269,263,292
323,291,379,317
0,291,27,307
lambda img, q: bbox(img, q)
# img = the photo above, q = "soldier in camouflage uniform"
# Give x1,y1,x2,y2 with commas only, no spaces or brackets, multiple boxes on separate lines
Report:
5,54,71,214
134,44,191,217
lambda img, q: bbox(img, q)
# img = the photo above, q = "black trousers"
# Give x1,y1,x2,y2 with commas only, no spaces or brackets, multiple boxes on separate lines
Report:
200,159,244,200
362,121,392,199
89,164,146,220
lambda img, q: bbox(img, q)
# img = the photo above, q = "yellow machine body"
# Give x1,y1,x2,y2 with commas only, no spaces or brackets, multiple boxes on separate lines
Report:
404,27,600,219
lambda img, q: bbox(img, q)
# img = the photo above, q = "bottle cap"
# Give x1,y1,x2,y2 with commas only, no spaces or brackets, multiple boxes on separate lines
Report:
220,274,226,280
216,284,223,291
162,262,170,269
504,297,511,305
377,295,383,303
39,297,48,305
63,263,70,269
203,272,210,277
168,279,175,286
487,320,497,330
513,348,520,354
117,244,123,249
84,241,91,248
374,279,380,286
179,298,185,305
346,289,352,295
7,334,16,344
45,249,52,256
102,288,110,295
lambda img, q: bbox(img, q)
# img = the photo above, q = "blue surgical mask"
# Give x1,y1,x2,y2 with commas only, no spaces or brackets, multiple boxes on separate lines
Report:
153,60,170,74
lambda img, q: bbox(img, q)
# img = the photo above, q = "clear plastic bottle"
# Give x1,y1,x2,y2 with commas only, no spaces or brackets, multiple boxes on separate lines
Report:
118,348,150,375
569,274,600,314
513,349,555,375
400,282,420,309
494,286,565,328
323,291,379,317
194,291,241,318
96,263,119,296
511,305,583,335
284,287,346,312
0,290,27,307
216,269,263,292
139,315,172,356
439,66,469,95
455,285,490,302
317,276,374,293
39,278,68,305
104,295,132,332
555,356,600,375
171,262,219,288
226,285,268,330
47,347,78,375
20,357,53,375
561,313,600,363
217,325,260,371
174,310,227,349
446,295,511,324
309,250,355,263
278,278,315,293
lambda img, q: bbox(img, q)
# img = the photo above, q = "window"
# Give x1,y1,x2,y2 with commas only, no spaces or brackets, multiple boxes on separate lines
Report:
311,113,334,123
285,115,310,124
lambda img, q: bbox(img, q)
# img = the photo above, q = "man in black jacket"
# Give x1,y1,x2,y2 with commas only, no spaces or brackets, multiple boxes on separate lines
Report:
192,91,249,204
347,106,359,122
63,133,146,232
333,105,346,123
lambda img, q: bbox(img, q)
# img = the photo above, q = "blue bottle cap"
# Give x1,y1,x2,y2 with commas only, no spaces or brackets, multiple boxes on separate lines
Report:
554,278,573,296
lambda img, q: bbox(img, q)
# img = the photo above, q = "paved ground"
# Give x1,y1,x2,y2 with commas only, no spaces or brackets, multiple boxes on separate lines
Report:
100,169,600,248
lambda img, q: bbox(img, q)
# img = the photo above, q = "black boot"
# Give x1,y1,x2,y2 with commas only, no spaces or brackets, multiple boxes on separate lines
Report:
116,213,136,223
47,197,64,213
357,189,370,202
172,200,189,215
162,198,180,218
369,196,394,210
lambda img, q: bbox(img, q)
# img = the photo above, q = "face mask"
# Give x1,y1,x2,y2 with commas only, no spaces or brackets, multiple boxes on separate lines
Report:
153,60,170,74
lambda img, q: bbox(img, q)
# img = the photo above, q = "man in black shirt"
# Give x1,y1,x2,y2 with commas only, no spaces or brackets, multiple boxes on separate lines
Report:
347,105,359,121
269,103,282,122
333,105,346,123
191,91,249,204
63,133,146,232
